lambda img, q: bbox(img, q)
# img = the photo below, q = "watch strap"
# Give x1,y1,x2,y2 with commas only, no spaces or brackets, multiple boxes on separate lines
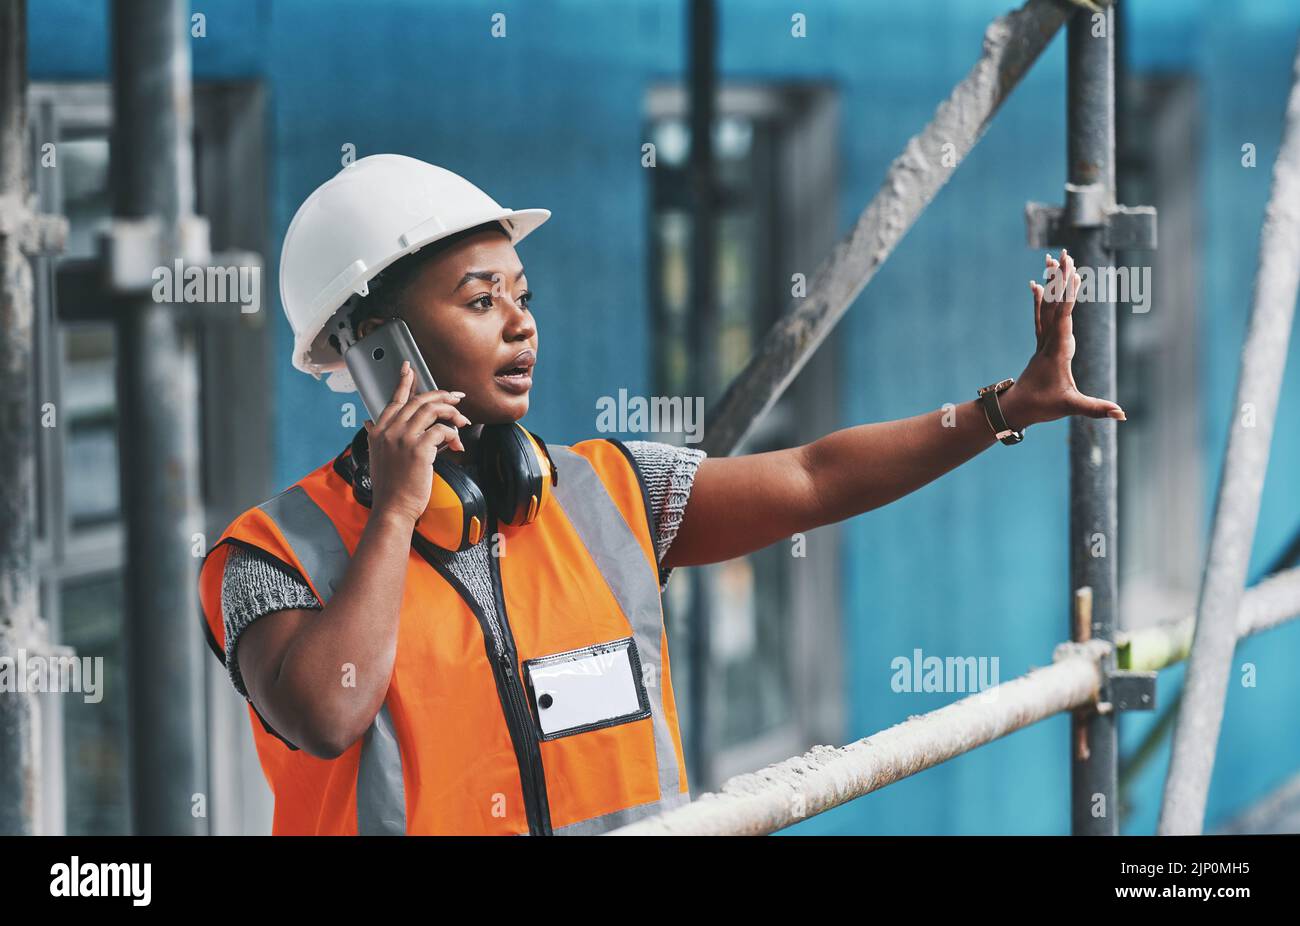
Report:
977,380,1024,445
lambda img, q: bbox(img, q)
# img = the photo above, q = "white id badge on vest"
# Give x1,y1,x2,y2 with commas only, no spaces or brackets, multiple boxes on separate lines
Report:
522,636,651,740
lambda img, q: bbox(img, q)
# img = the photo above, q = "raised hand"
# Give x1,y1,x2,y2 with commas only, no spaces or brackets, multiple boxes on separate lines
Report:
363,361,472,524
1003,248,1127,429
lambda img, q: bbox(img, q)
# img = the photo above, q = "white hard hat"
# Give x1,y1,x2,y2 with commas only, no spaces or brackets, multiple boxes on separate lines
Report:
279,153,550,392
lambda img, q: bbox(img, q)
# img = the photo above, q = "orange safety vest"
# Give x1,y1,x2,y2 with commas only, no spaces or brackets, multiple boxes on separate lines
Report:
198,432,690,835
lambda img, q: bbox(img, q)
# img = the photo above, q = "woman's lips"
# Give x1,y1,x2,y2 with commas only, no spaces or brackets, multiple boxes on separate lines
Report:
494,349,535,395
493,368,533,394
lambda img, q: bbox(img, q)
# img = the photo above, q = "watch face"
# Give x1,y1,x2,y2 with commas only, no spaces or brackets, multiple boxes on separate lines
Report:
979,379,1013,396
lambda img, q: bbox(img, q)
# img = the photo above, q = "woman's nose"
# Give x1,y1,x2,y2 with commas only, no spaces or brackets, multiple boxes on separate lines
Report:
503,298,534,336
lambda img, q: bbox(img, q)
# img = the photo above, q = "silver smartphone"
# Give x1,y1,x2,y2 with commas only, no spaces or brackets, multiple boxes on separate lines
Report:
344,318,454,439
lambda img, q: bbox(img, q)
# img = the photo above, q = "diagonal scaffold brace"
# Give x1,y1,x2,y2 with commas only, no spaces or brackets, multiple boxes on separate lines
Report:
699,0,1091,459
1158,35,1300,836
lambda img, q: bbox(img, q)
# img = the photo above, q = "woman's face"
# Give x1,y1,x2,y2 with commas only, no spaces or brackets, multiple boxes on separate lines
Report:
361,229,537,428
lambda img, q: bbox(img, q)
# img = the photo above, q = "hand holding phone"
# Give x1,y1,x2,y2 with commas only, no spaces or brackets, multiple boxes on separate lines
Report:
343,319,489,548
361,361,471,524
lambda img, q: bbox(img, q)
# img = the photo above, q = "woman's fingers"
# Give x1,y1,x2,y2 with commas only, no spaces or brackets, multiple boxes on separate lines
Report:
1040,248,1083,337
403,399,470,440
1043,252,1062,325
417,422,466,454
1064,270,1080,316
1029,279,1044,349
1061,249,1080,316
387,387,460,429
1071,390,1127,421
376,362,415,429
390,387,463,429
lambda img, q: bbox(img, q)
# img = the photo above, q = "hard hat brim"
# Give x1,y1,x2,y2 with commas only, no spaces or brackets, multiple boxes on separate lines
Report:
496,208,551,244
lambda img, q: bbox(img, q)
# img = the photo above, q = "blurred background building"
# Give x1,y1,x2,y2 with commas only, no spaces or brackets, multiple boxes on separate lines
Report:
13,0,1300,834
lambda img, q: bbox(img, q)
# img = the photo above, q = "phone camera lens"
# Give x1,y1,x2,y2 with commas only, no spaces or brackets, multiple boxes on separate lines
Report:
372,347,385,361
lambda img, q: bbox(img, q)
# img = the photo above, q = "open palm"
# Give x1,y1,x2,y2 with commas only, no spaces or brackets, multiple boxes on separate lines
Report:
1015,248,1126,426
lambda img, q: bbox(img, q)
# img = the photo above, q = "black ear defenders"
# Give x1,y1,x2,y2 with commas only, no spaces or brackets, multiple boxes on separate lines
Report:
334,422,559,552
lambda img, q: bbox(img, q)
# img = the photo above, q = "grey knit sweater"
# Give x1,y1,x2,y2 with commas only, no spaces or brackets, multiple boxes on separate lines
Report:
220,439,706,702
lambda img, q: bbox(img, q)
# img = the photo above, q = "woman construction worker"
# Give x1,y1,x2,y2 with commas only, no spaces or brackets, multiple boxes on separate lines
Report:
197,154,1125,836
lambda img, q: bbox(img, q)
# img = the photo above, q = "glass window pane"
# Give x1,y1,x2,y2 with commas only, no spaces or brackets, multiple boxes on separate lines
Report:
62,324,120,528
711,521,793,746
61,572,128,835
58,138,111,261
654,211,692,397
648,107,796,759
57,132,122,531
717,210,756,387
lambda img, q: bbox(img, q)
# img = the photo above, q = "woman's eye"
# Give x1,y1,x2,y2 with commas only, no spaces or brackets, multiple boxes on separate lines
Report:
471,291,532,311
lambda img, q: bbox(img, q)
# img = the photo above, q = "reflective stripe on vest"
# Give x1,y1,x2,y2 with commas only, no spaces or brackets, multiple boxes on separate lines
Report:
257,487,350,600
546,446,683,812
356,703,406,835
229,441,688,834
553,789,691,835
256,485,409,835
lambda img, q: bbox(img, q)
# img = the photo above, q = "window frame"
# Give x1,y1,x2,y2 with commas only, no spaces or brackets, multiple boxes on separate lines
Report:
644,81,845,790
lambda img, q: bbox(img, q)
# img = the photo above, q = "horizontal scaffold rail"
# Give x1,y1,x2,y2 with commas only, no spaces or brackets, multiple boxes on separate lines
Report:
607,567,1300,836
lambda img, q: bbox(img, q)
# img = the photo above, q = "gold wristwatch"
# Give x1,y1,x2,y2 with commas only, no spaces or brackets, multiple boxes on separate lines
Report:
976,378,1024,445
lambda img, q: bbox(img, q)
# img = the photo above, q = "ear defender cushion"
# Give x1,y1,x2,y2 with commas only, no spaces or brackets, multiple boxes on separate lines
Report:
479,423,548,525
345,426,488,551
428,456,489,551
346,427,373,507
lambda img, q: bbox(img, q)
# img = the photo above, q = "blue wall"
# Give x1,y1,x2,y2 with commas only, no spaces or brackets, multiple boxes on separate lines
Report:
29,0,1300,835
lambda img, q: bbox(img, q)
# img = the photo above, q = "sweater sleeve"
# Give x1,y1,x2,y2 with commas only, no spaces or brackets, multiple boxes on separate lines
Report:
619,440,707,593
219,543,323,702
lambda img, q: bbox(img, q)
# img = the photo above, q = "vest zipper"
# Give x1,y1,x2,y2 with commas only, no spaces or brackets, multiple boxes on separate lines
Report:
485,512,554,836
410,530,552,836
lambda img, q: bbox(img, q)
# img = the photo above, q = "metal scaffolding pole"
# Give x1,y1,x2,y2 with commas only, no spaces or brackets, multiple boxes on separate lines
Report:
685,0,717,792
1159,37,1300,836
606,565,1300,836
109,0,206,835
609,640,1115,836
0,0,38,836
0,0,66,836
1020,1,1155,834
1064,3,1120,839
